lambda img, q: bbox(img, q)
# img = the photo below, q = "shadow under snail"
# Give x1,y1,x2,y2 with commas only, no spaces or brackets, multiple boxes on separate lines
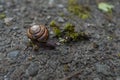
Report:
27,25,55,50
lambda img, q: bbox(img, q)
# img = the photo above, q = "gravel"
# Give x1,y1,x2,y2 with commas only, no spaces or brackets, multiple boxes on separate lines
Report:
0,0,120,80
95,63,111,75
0,5,4,12
0,52,5,60
116,76,120,80
93,77,101,80
7,50,20,59
4,17,13,25
26,63,39,77
57,17,65,23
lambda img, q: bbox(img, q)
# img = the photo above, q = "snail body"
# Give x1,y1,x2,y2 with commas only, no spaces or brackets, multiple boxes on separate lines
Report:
27,24,55,50
27,25,49,43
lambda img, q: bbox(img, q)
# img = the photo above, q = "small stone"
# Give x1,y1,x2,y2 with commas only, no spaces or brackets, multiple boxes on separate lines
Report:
4,17,13,25
92,42,99,48
26,63,39,76
95,63,111,75
94,77,101,80
12,26,19,30
20,6,26,12
22,36,29,44
56,42,61,46
7,50,20,59
0,5,4,12
27,55,35,61
0,53,5,60
86,23,95,27
6,2,14,7
50,31,54,35
63,8,68,14
4,75,9,80
57,4,64,8
57,17,64,23
96,34,100,39
59,55,73,64
116,76,120,80
49,31,56,38
48,0,55,8
46,16,51,20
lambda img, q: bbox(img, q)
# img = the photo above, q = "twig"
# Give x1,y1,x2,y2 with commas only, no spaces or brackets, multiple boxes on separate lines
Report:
59,70,82,80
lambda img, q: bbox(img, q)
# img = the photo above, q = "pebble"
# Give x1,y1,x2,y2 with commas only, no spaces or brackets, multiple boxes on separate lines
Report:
20,6,26,12
0,52,5,60
26,63,39,76
57,4,64,8
48,0,55,8
4,17,13,25
0,5,4,12
6,2,14,7
49,31,56,38
46,15,51,20
56,42,61,46
63,8,68,14
49,31,54,35
27,55,35,61
4,75,9,80
0,0,5,4
22,36,29,44
0,42,4,46
57,17,65,23
7,50,20,59
95,63,111,75
96,34,101,39
6,29,12,34
12,26,19,30
94,77,101,80
116,76,120,80
59,55,73,64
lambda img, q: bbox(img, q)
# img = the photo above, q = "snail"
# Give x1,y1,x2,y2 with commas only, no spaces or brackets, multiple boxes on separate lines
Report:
27,25,55,50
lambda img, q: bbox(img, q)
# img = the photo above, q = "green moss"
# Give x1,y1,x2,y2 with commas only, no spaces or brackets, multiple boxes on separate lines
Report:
50,20,61,37
66,32,79,41
64,23,75,32
49,20,89,43
0,13,6,19
78,32,89,40
50,20,56,27
53,27,61,37
63,23,80,41
68,0,90,19
70,32,79,40
63,23,79,41
68,0,77,5
63,23,89,42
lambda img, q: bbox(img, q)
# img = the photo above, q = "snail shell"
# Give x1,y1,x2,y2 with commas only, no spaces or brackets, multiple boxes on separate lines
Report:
27,25,49,42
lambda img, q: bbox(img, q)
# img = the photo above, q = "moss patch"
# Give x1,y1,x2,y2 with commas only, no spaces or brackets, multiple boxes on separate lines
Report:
49,21,89,43
0,13,6,19
50,20,61,37
68,0,91,19
64,23,75,32
64,23,89,42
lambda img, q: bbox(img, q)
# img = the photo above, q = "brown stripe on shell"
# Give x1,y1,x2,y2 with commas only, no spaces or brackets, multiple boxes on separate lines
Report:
27,28,33,40
37,27,49,42
34,25,45,39
44,29,49,41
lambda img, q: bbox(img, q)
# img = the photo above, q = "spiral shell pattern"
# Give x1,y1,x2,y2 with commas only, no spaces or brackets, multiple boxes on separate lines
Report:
27,25,49,42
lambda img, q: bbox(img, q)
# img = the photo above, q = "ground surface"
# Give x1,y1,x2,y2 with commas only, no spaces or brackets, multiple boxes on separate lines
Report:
0,0,120,80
